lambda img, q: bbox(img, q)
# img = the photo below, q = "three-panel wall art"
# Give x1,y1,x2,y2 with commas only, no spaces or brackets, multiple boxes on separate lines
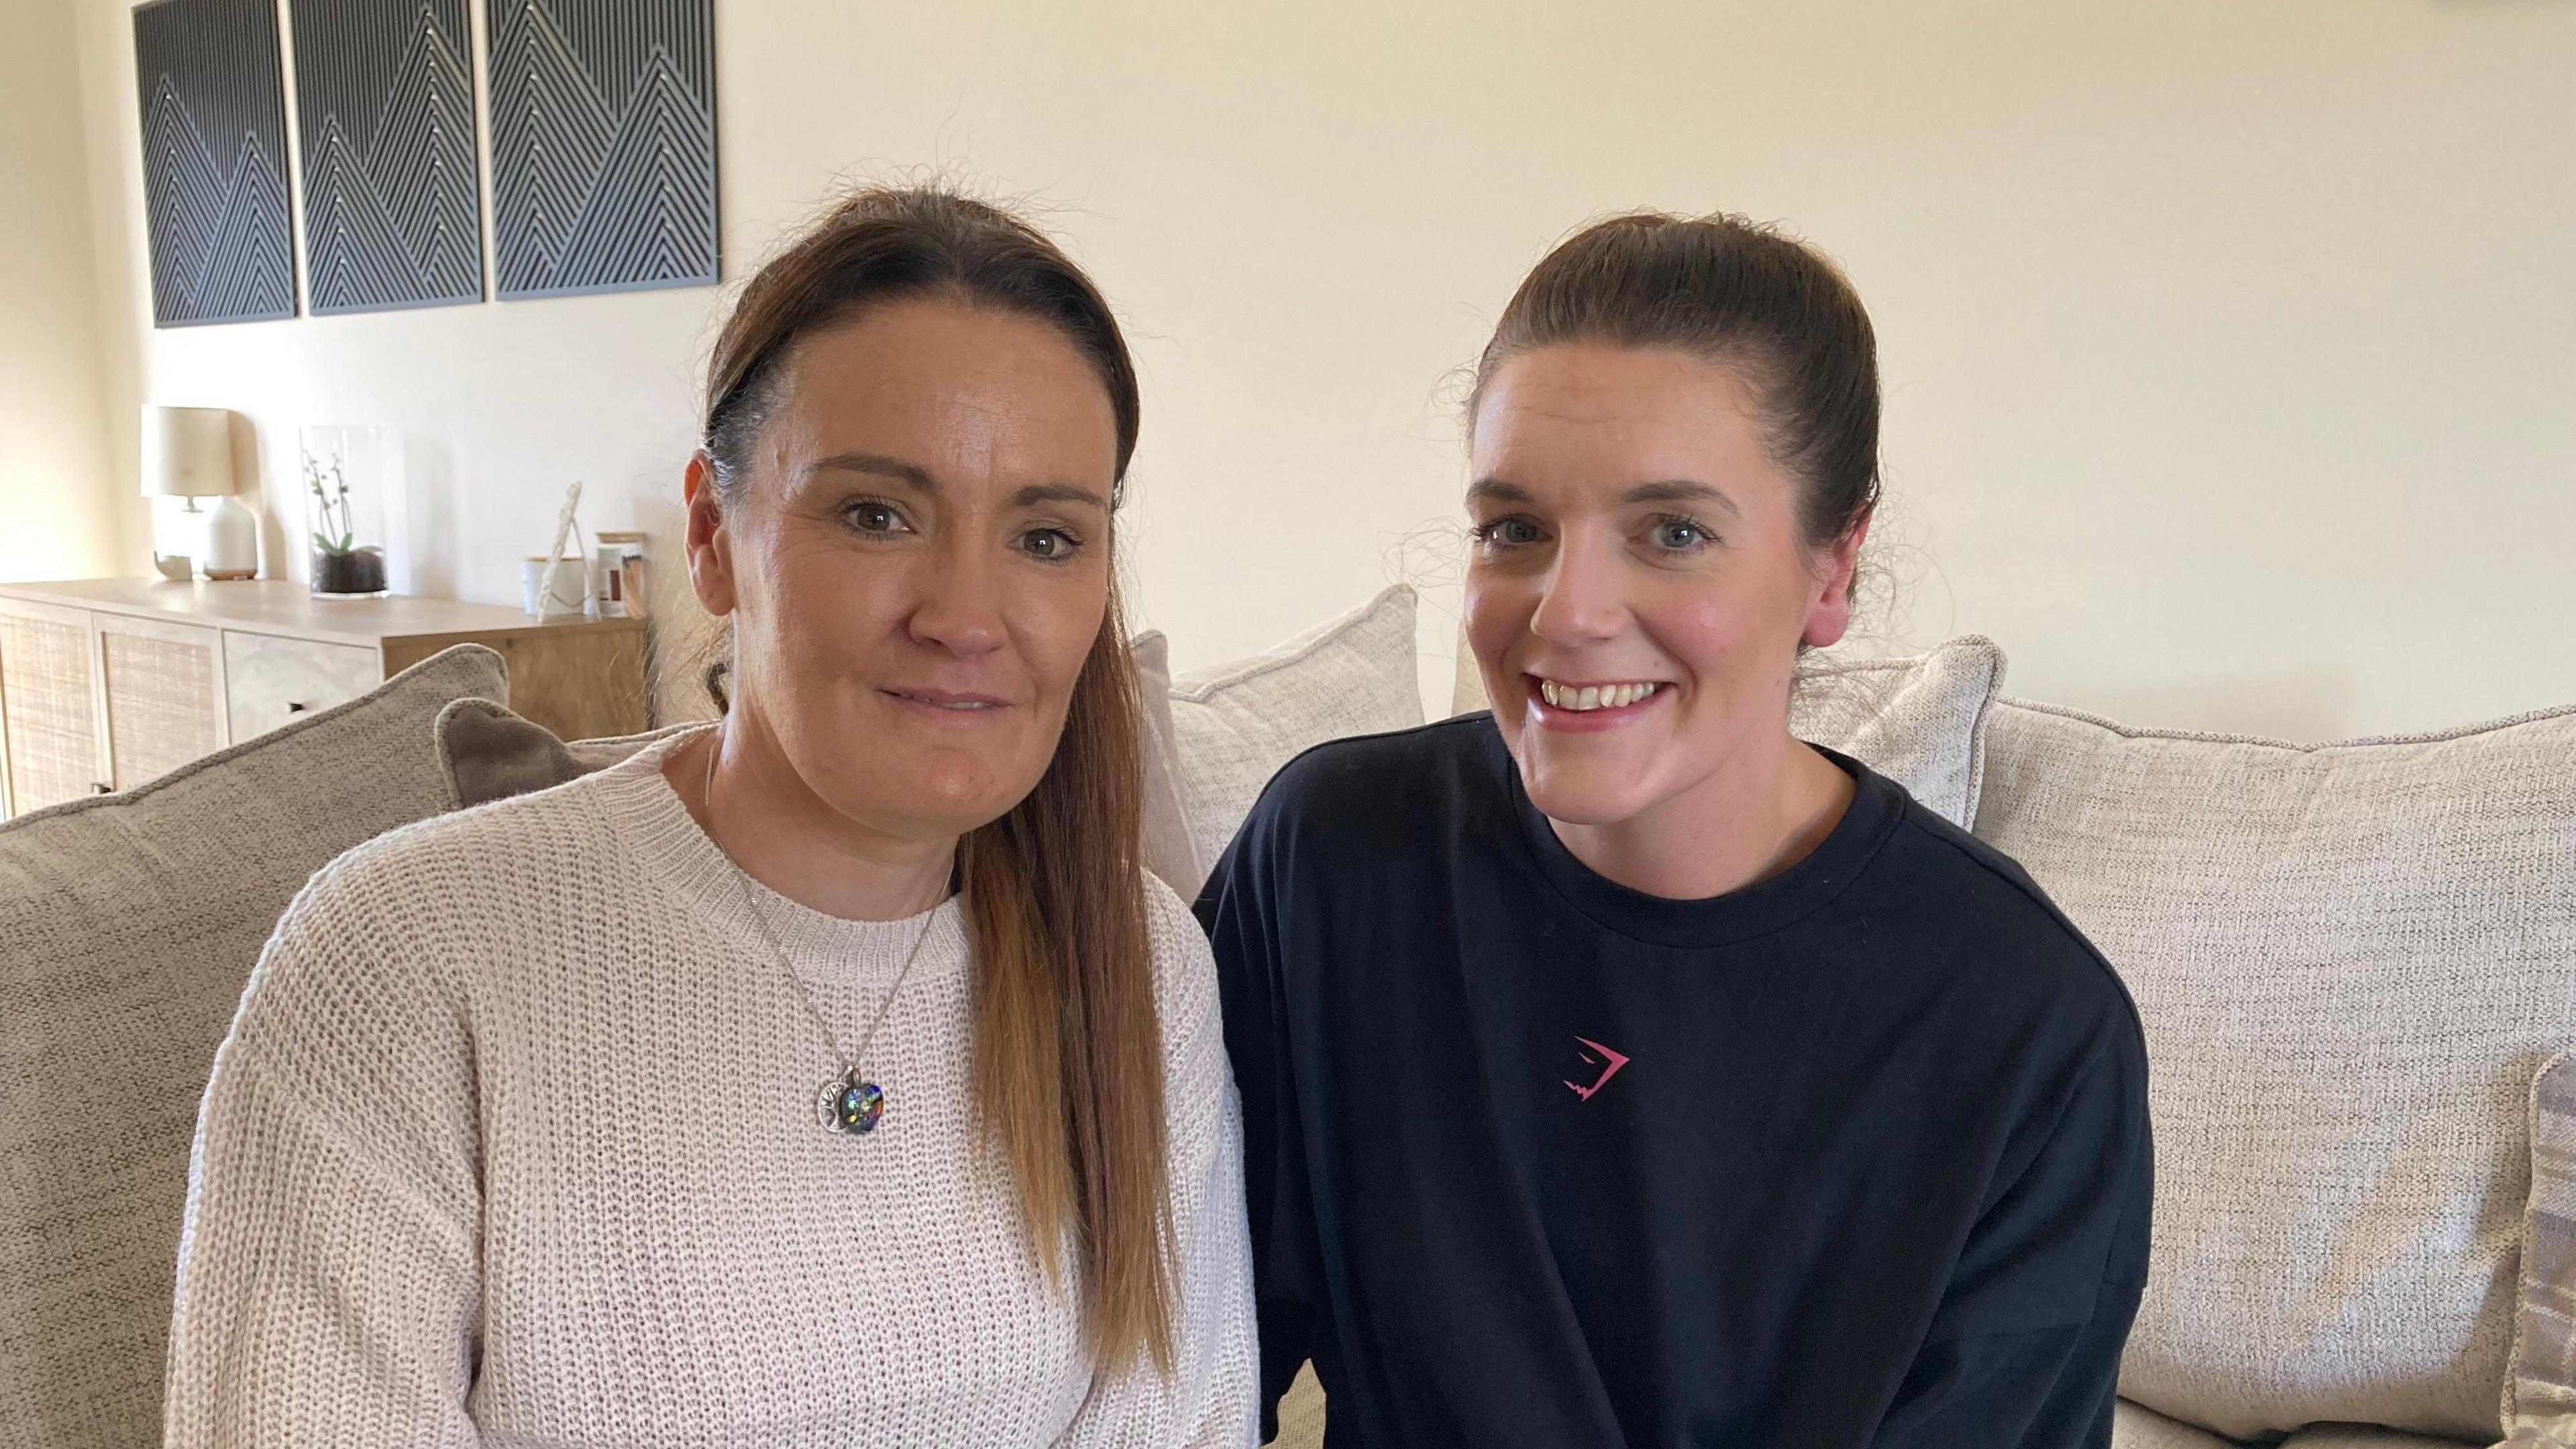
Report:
132,0,718,326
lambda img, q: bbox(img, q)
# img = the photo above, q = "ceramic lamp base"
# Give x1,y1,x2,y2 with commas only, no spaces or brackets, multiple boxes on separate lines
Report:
203,494,259,580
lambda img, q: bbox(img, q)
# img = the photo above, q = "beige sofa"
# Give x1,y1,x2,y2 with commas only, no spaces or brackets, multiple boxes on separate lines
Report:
3,592,2569,1447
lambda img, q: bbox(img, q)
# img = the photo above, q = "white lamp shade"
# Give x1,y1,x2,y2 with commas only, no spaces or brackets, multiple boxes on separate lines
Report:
142,405,236,499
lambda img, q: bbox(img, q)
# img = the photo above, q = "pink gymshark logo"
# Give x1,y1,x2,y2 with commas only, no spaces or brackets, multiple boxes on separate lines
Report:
1563,1037,1629,1101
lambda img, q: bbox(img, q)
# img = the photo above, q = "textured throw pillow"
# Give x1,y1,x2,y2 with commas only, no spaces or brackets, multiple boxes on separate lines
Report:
1168,584,1423,872
1126,629,1205,896
1449,630,2005,828
2505,1051,2576,1448
1972,699,2576,1442
439,631,1208,900
0,643,507,1449
1788,637,2006,828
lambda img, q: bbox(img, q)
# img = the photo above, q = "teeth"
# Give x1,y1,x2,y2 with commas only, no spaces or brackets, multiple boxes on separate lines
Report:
1536,680,1660,712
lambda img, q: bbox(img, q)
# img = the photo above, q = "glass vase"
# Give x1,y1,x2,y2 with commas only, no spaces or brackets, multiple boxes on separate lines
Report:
301,425,390,599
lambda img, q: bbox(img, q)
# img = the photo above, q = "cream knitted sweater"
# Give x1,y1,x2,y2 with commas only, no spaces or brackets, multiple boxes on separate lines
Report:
166,733,1257,1448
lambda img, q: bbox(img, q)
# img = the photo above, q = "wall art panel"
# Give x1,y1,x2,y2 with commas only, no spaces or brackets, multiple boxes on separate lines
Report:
133,0,298,327
487,0,718,301
291,0,485,313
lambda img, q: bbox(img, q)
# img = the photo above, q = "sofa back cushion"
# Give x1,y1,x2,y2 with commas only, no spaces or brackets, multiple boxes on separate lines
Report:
0,644,507,1449
1168,584,1422,873
1972,698,2576,1442
2508,1051,2576,1445
1786,637,2004,827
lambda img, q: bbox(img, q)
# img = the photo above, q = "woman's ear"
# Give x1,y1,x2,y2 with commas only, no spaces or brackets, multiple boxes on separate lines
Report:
1801,508,1873,649
684,452,739,619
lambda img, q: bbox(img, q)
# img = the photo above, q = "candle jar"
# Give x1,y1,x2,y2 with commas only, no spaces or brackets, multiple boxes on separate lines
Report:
301,426,389,598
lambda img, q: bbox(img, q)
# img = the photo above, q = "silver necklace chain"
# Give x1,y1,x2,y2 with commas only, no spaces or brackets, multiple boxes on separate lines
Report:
700,725,941,1136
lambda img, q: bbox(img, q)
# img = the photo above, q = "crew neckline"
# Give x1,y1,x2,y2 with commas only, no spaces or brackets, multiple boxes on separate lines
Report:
592,727,965,985
1495,727,1907,951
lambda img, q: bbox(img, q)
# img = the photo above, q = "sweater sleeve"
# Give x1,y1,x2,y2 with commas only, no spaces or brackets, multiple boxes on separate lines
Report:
164,849,484,1449
1869,1017,2153,1449
1053,883,1259,1449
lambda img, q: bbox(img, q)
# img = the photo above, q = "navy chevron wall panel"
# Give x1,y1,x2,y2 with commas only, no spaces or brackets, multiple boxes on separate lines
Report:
291,0,485,313
133,0,298,327
488,0,719,300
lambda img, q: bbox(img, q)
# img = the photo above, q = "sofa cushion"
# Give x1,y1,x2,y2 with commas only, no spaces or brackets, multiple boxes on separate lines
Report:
2508,1051,2576,1446
2275,1429,2487,1449
1126,629,1208,896
1972,698,2576,1442
1786,637,2005,827
1169,584,1421,872
1450,631,2005,829
2114,1399,2245,1448
0,643,506,1449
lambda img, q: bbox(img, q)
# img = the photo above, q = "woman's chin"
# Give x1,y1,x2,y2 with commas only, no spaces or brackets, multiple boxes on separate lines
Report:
826,758,1032,843
1518,765,1667,831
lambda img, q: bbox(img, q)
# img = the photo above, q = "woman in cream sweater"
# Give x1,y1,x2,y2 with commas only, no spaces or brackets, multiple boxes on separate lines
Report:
164,189,1256,1447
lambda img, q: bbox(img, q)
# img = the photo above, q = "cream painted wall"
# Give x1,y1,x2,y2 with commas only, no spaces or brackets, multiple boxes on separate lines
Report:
66,0,2576,737
2,0,129,583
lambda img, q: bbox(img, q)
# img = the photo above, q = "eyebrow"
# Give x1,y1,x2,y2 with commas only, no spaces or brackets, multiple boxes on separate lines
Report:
1012,482,1108,511
1620,480,1741,516
1466,476,1742,517
808,454,1106,512
808,451,936,492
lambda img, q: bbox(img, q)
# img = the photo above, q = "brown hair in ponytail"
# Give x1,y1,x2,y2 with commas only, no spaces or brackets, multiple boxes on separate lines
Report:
699,186,1171,1371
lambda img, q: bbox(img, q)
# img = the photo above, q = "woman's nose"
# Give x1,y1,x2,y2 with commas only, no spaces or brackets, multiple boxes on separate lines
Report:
1529,541,1625,647
908,541,1008,657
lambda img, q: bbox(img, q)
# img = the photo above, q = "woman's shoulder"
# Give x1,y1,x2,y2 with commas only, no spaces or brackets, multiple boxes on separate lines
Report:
305,753,637,918
1869,790,2143,1043
257,751,665,1020
1142,869,1219,1030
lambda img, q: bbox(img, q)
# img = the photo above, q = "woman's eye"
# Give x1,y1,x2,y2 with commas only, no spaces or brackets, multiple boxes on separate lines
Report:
1020,529,1079,560
847,501,911,535
1648,517,1709,551
1475,518,1542,547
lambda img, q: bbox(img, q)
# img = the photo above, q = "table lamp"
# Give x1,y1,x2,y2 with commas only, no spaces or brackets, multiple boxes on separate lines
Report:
142,405,256,580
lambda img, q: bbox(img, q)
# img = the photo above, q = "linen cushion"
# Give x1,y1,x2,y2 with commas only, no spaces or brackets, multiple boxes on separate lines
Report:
1972,699,2576,1442
0,643,506,1449
2114,1399,2245,1448
1127,629,1208,896
2506,1051,2576,1447
1450,632,2006,828
1168,584,1421,872
439,632,1209,900
2275,1430,2487,1449
1787,637,2005,827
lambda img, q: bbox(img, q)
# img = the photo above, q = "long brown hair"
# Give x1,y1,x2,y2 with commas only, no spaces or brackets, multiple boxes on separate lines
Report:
700,187,1173,1371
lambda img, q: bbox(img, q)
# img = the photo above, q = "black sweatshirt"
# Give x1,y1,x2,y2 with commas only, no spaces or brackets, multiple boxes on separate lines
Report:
1197,715,2151,1449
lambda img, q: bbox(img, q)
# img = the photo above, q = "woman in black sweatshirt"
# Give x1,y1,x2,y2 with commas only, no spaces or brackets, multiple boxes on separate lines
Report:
1198,212,2151,1449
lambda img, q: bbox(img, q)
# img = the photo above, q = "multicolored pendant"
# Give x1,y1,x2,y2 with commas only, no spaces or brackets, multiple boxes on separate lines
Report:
816,1072,885,1136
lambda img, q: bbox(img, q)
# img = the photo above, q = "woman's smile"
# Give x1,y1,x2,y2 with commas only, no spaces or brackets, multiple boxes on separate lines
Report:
1524,674,1673,731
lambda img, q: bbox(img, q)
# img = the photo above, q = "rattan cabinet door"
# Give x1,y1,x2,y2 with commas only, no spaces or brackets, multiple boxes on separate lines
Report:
98,617,225,791
0,600,106,816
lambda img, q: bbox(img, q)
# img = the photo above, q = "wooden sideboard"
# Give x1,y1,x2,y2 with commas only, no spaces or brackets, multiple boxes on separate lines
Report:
0,579,649,820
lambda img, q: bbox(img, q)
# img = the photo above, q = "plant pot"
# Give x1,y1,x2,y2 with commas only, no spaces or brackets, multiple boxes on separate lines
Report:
312,547,388,598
